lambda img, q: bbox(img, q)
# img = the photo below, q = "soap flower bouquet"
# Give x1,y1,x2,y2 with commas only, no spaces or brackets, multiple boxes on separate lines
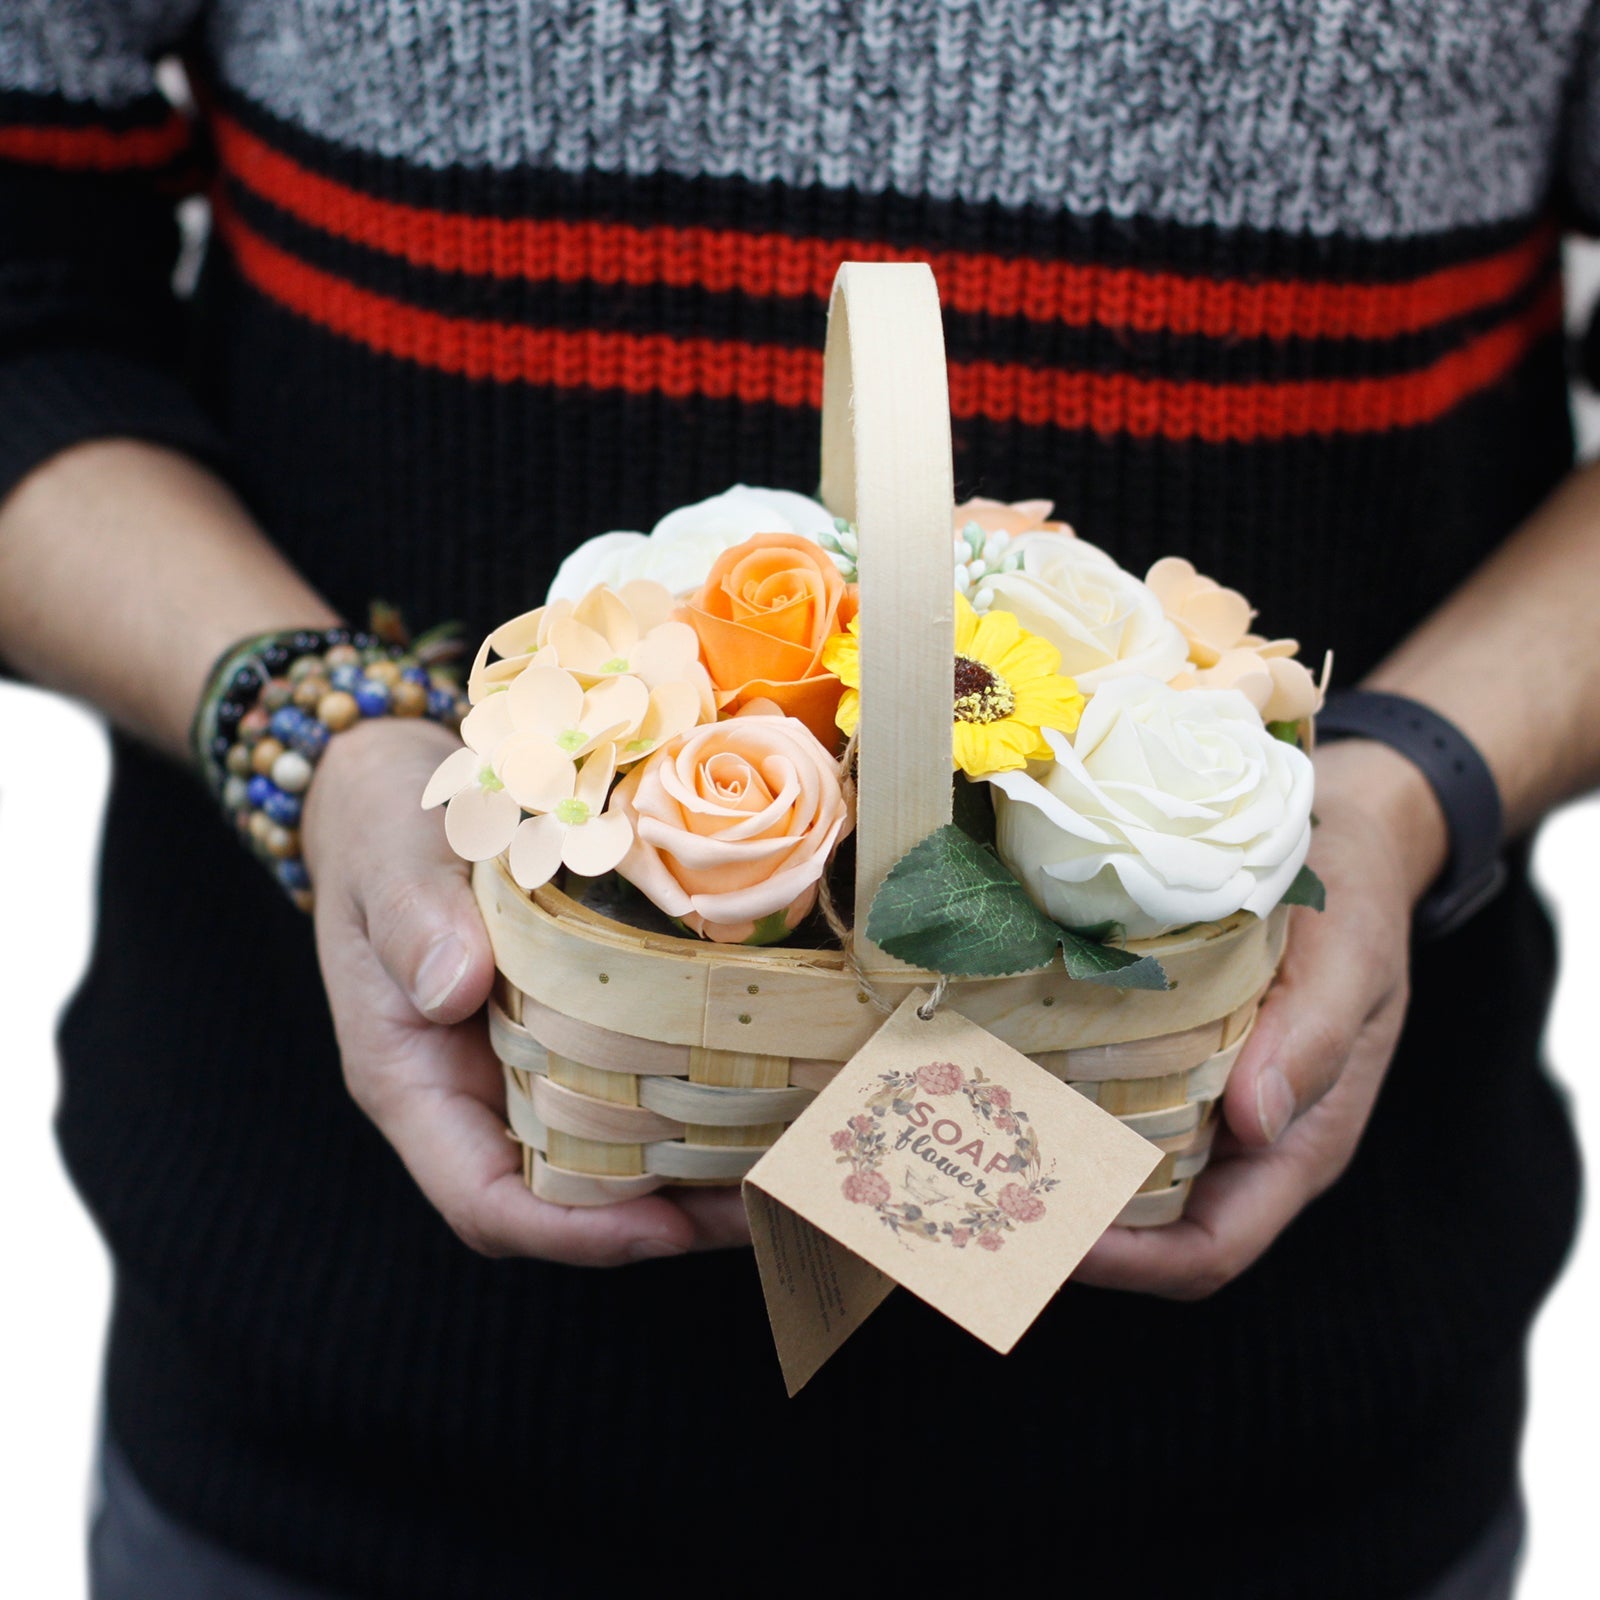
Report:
428,485,1328,981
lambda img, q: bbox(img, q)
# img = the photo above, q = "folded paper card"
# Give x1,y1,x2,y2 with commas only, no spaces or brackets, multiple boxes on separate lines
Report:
744,991,1162,1394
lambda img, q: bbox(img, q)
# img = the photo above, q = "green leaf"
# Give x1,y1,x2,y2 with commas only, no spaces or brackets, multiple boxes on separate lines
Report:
745,908,799,945
865,824,1172,988
1266,719,1302,745
1055,925,1171,990
866,825,1063,977
1281,863,1326,911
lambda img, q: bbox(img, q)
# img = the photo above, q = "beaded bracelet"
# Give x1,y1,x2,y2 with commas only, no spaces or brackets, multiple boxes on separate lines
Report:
192,619,468,911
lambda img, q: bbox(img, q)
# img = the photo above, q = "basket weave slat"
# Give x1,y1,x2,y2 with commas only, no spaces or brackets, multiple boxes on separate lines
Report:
642,1077,816,1127
477,864,1287,1058
478,262,1299,1227
533,1077,684,1144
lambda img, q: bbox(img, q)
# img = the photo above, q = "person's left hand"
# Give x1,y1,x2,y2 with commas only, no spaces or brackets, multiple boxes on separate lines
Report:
1074,739,1447,1300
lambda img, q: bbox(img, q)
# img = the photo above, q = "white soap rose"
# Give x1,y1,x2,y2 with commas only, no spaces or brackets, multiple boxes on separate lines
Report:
990,676,1314,939
981,533,1188,693
547,484,835,603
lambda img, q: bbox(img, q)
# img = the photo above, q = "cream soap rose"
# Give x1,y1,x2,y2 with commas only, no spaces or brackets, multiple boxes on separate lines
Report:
546,485,835,604
979,535,1187,693
989,676,1314,939
610,709,852,944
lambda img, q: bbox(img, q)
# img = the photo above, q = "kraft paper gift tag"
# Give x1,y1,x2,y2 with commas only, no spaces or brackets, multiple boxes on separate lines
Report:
744,990,1162,1395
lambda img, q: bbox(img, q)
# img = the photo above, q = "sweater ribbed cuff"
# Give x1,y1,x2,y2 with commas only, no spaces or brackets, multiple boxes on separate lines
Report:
0,345,230,511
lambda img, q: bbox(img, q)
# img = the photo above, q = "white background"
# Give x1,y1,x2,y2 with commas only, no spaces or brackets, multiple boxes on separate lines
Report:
2,279,1598,1598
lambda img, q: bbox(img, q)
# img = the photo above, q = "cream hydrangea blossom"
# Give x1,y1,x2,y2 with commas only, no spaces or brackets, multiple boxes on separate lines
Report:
979,534,1188,693
506,744,632,890
546,485,836,603
424,651,692,872
420,696,527,862
422,677,603,856
467,580,715,741
1147,557,1328,724
989,676,1314,939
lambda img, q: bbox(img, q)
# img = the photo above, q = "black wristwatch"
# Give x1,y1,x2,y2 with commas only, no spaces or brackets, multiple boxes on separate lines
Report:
1315,689,1505,940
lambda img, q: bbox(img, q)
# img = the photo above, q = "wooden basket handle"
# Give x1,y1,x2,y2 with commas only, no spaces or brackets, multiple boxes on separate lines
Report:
819,263,955,970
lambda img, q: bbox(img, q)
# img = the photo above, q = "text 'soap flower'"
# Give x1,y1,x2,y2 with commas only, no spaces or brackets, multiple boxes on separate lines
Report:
610,708,852,944
989,676,1314,939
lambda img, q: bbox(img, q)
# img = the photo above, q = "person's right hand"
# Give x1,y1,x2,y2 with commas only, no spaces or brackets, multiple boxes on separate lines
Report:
301,716,753,1265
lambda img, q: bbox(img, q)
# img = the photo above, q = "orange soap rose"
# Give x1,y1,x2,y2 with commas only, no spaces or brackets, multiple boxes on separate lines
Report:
677,533,857,745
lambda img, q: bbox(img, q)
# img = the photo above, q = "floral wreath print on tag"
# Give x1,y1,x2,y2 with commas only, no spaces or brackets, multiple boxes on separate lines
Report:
831,1061,1059,1251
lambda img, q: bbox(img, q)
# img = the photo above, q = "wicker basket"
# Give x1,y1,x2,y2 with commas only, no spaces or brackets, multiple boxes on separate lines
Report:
474,262,1289,1228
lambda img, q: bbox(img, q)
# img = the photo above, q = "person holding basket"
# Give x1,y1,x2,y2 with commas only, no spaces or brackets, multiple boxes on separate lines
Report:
2,4,1597,1596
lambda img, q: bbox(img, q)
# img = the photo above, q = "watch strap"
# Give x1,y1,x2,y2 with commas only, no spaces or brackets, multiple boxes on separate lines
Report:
1315,688,1505,940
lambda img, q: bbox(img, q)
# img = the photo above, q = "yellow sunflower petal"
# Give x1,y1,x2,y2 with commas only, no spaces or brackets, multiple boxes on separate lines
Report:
967,605,1025,666
952,592,980,654
820,630,861,687
1012,676,1085,735
993,630,1064,682
952,715,1041,778
834,686,861,736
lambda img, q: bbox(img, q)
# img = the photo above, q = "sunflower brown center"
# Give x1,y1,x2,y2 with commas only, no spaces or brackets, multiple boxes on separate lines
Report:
952,655,1016,723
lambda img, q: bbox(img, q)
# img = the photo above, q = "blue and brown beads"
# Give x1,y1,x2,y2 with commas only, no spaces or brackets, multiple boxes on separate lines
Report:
203,624,467,913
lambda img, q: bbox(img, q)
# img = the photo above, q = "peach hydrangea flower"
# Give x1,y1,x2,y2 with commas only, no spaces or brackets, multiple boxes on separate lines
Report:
420,696,531,861
502,662,701,768
1146,557,1328,724
423,694,590,859
545,583,701,688
468,580,714,716
425,659,663,868
506,744,632,890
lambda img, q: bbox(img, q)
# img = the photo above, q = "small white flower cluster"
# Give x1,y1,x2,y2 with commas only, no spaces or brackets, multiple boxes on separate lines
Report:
816,517,859,580
953,520,1023,611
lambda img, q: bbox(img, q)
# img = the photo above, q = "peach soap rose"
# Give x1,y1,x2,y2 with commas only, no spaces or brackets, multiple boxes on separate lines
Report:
677,533,857,745
611,710,852,944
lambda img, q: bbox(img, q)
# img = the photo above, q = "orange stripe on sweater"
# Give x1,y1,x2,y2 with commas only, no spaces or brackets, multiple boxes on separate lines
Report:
218,202,1562,442
214,110,1554,344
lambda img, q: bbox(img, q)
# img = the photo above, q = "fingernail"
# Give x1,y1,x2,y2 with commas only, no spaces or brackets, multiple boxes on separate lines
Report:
629,1239,687,1263
1256,1067,1296,1144
413,934,470,1015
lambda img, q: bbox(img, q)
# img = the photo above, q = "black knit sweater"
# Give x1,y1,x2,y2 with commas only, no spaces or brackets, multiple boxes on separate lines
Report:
1,6,1587,1596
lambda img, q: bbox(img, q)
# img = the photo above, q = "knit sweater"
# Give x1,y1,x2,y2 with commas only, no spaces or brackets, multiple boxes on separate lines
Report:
0,6,1586,1597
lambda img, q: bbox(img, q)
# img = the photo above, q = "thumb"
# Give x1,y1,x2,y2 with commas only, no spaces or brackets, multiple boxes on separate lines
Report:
360,832,497,1026
311,721,499,1026
1223,904,1393,1150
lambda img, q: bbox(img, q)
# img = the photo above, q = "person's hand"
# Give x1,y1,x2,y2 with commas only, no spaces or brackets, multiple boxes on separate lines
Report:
301,717,752,1265
1074,739,1448,1300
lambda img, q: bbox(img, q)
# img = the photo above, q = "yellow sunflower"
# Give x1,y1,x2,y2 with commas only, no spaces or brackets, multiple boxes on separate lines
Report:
821,593,1085,778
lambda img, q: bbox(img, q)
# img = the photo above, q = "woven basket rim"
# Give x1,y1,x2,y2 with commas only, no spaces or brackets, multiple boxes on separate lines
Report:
514,858,1262,975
